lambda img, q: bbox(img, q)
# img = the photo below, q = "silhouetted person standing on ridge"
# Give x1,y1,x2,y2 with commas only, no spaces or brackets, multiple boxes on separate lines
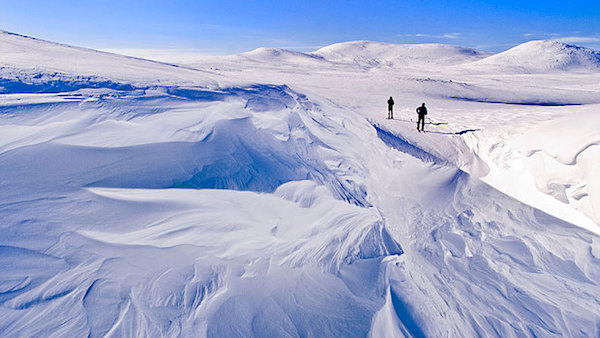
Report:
416,102,427,132
387,96,394,119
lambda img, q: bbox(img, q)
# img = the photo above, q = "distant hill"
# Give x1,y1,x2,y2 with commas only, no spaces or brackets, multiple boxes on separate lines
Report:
208,41,491,70
238,47,328,65
466,40,600,73
311,40,491,68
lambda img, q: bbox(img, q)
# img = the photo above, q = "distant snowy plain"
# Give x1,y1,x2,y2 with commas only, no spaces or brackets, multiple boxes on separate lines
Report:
1,30,600,336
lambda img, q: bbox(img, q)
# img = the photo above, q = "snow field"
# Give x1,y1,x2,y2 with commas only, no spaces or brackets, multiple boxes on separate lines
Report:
1,31,600,336
185,39,600,229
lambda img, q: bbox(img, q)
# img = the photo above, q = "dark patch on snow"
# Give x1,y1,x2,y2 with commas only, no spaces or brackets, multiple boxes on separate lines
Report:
390,285,427,338
0,76,135,94
372,124,445,165
356,224,403,261
449,96,582,106
13,289,74,310
455,129,480,135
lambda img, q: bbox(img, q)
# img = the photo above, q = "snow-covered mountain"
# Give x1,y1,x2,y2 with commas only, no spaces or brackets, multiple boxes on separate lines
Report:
239,47,329,65
196,40,491,70
312,40,491,68
2,31,600,336
466,40,600,73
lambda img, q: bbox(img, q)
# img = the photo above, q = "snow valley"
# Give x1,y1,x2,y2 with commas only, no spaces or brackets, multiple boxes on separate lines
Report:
1,30,600,336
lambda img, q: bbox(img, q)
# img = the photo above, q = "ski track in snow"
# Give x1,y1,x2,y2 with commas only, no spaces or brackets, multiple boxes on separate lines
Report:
1,31,600,336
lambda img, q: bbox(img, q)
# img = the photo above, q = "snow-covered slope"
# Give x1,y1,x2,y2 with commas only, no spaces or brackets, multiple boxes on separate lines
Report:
466,40,600,73
313,40,491,68
0,30,217,90
2,31,600,336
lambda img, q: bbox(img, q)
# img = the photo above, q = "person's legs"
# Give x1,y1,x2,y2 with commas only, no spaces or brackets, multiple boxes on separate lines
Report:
420,116,425,131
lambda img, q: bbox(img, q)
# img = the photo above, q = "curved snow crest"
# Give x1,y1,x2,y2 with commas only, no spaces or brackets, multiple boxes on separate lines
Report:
468,40,600,73
0,182,403,337
0,79,407,335
514,109,600,224
0,83,372,206
3,31,600,336
82,182,402,270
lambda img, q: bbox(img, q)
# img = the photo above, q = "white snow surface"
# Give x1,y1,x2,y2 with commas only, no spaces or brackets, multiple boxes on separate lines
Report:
2,31,600,337
313,40,491,68
0,30,219,88
466,40,600,73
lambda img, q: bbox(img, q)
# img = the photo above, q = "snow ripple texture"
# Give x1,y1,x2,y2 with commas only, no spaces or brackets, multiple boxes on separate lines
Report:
1,31,600,337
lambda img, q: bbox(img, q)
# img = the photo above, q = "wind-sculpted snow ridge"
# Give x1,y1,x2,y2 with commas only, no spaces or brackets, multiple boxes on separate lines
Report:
371,165,600,337
0,84,371,206
515,109,600,224
2,32,600,336
0,80,406,336
2,80,600,336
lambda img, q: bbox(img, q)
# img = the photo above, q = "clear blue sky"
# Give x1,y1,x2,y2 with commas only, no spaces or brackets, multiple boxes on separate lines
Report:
1,0,599,53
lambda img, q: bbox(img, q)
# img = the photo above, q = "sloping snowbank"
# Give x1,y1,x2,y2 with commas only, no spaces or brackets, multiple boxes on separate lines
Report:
0,83,405,336
516,106,600,224
2,84,599,336
0,30,217,88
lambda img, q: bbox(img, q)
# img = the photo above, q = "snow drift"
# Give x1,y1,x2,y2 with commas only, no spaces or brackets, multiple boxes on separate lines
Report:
2,31,600,337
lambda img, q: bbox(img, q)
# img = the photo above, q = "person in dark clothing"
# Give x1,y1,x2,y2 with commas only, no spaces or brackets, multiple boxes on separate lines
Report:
416,102,427,131
387,96,394,119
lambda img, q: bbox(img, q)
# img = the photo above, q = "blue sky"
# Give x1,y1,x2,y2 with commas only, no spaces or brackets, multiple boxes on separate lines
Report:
1,0,599,54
